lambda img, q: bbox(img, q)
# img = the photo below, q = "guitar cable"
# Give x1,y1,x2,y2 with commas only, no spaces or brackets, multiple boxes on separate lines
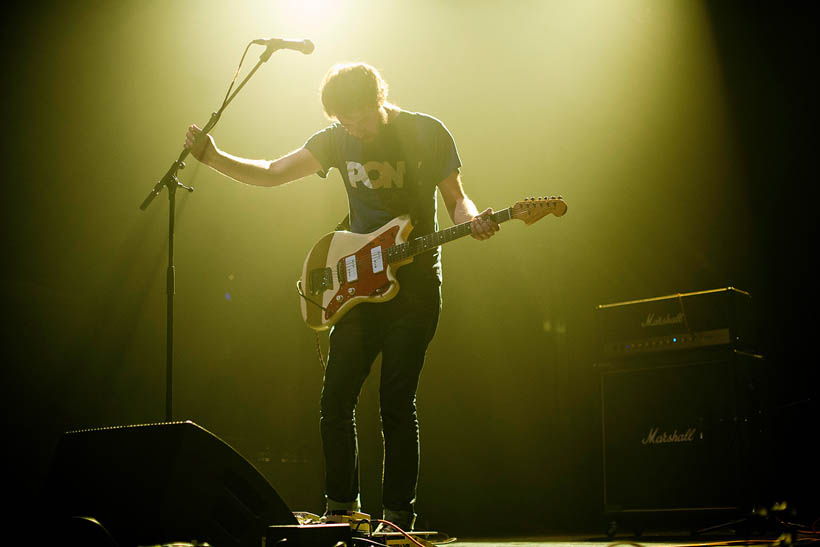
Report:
313,331,326,372
296,280,328,312
295,281,329,371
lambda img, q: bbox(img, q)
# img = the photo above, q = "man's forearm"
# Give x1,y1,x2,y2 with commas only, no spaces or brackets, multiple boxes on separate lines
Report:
450,195,481,224
203,146,281,187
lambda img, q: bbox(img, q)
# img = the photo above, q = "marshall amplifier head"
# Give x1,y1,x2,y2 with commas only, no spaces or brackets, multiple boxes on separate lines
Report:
595,287,755,359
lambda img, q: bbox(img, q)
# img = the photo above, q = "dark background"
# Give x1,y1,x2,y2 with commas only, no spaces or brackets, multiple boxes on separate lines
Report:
1,1,816,538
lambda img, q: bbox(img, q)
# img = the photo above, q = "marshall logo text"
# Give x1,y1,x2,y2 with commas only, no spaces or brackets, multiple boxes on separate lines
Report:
641,312,685,328
641,427,698,445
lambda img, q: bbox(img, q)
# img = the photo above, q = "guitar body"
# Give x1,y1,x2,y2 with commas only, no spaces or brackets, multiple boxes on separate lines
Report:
299,215,415,331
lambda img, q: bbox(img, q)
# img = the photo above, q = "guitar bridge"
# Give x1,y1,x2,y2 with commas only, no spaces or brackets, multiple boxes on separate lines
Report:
309,267,333,295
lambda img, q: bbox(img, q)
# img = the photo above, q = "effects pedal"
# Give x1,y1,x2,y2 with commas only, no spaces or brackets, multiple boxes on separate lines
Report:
325,510,373,535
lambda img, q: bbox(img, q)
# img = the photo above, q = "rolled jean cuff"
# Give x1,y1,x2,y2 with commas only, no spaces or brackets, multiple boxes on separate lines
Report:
326,495,361,514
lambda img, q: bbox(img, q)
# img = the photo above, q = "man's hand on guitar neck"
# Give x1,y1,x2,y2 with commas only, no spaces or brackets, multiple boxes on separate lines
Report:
470,208,500,241
438,170,499,241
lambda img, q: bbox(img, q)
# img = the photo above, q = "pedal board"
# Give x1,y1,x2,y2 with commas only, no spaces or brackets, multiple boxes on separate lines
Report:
269,513,438,547
267,523,352,546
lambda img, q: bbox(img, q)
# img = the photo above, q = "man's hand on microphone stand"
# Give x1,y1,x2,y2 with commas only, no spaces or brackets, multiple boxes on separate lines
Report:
184,124,216,164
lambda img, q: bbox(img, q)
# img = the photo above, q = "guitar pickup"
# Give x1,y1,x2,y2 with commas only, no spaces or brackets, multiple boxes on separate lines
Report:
344,255,358,282
309,267,333,295
371,246,384,274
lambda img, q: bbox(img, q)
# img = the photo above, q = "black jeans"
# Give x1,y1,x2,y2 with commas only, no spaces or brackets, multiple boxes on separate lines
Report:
320,277,440,513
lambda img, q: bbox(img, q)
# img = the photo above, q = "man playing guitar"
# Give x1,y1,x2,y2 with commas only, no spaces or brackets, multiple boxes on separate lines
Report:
185,62,498,531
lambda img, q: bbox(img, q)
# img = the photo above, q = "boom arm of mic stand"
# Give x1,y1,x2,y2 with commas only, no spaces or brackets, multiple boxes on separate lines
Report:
139,44,276,211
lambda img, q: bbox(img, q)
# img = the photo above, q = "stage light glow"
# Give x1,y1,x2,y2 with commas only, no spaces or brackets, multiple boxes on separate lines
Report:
252,0,344,39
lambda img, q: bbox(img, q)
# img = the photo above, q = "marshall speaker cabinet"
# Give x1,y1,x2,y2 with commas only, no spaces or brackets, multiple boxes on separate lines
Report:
595,288,769,520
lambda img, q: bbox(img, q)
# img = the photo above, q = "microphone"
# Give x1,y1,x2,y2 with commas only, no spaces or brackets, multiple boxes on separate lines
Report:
251,37,315,54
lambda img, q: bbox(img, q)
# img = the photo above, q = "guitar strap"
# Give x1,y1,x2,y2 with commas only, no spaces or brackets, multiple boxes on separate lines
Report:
334,214,351,231
334,113,425,231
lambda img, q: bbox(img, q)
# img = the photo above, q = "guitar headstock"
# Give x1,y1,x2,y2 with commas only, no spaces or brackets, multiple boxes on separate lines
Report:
510,196,568,225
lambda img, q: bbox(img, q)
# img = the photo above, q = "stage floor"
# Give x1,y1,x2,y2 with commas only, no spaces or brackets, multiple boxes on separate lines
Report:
440,537,784,547
422,532,793,547
454,542,688,547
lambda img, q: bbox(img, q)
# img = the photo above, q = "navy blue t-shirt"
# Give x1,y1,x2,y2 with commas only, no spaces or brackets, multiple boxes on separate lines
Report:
304,110,461,283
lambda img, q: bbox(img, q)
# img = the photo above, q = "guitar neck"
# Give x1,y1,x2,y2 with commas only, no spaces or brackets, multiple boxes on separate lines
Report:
385,208,513,264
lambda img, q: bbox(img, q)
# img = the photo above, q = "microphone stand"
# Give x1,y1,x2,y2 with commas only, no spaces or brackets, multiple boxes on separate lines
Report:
139,42,288,421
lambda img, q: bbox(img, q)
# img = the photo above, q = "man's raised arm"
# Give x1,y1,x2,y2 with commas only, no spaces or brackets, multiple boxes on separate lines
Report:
184,124,322,187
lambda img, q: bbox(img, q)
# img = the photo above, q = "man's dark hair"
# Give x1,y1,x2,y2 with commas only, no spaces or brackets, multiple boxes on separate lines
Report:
320,62,389,119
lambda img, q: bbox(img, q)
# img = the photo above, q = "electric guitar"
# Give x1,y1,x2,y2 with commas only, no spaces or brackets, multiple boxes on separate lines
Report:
297,197,568,331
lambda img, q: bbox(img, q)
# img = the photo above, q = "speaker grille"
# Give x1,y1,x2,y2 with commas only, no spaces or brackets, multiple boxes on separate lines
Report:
600,348,766,514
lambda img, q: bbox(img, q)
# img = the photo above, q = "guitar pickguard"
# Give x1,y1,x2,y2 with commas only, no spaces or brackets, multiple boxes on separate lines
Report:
323,225,400,321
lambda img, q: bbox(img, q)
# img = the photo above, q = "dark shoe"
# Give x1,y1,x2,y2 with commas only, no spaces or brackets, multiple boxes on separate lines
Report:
381,508,416,532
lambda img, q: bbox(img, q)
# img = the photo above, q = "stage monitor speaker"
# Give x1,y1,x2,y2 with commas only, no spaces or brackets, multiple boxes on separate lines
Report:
43,421,297,547
600,347,768,516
